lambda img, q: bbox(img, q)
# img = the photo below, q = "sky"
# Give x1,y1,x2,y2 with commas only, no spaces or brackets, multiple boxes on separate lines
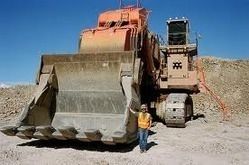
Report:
0,0,249,83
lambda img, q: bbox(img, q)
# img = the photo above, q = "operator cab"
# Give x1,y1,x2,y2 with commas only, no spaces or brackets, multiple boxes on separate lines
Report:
167,18,189,46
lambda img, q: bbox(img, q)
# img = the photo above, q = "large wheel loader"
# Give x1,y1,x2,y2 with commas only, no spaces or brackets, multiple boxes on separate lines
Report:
1,5,200,144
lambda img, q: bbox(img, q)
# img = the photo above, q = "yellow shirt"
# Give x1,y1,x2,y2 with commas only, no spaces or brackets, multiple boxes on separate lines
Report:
137,112,151,129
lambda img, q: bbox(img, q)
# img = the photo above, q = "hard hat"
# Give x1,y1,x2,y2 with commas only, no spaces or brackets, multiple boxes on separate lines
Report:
141,104,148,110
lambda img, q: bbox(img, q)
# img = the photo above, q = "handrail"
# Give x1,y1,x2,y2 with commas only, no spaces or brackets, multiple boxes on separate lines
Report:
196,58,231,121
119,0,141,9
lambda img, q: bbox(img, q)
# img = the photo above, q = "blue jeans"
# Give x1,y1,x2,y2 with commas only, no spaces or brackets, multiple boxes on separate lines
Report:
139,128,148,151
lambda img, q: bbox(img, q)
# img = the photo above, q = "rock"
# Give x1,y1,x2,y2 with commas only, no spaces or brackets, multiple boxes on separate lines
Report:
0,85,36,122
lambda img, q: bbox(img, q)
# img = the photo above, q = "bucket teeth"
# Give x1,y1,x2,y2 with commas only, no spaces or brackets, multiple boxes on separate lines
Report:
52,130,67,140
52,126,77,140
101,136,115,145
0,126,18,136
112,131,127,143
76,132,91,142
33,131,50,140
36,126,55,136
0,124,131,144
84,129,102,141
112,131,126,138
58,126,77,139
16,126,35,139
33,126,55,140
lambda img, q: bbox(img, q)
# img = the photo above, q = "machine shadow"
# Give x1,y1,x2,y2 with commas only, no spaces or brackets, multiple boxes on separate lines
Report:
147,141,158,151
17,130,158,152
192,113,206,120
148,129,156,136
17,139,138,153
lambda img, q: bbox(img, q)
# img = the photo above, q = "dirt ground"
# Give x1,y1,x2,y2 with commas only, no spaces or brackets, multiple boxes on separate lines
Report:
0,117,249,165
0,57,249,165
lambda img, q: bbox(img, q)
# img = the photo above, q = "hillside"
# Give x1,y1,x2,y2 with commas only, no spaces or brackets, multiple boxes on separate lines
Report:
193,57,249,122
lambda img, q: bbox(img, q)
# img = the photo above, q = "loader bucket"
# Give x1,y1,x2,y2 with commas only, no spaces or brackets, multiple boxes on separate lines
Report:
1,51,141,144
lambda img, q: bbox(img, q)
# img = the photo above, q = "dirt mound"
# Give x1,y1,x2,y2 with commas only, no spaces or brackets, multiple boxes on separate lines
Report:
193,57,249,121
0,85,35,122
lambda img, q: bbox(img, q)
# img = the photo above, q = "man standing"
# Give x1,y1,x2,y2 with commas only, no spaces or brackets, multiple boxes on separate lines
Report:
129,104,152,153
